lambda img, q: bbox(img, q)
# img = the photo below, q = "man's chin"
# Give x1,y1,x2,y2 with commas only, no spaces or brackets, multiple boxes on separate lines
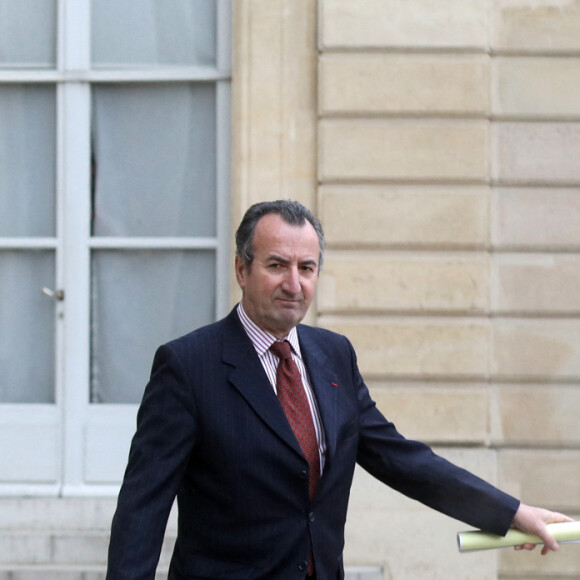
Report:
272,310,306,333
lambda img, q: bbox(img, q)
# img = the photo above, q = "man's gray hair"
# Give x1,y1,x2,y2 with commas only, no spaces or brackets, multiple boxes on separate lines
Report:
235,200,325,269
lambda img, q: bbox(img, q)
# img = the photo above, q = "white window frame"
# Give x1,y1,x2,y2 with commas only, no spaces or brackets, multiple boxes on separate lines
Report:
0,0,231,496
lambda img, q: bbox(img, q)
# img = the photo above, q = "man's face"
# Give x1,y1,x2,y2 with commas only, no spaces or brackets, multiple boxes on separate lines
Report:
235,213,320,338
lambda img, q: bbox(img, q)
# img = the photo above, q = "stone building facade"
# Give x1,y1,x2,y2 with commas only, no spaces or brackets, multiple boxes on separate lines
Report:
232,1,580,579
2,1,580,579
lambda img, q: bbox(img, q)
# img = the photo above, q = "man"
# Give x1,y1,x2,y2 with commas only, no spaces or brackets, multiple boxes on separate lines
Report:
107,200,571,579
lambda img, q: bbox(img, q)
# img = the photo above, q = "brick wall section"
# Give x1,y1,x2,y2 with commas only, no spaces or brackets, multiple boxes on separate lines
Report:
317,1,580,578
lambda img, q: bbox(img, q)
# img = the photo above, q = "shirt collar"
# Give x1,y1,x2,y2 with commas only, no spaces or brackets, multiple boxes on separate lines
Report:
237,302,301,358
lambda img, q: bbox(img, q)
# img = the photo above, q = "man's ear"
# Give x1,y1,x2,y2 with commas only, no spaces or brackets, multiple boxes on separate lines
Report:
234,255,246,289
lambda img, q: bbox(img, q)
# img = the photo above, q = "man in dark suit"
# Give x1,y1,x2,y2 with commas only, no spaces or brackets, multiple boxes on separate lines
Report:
106,200,571,580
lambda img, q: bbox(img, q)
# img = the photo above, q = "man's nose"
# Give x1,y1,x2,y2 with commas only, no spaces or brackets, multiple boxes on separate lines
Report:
282,267,301,294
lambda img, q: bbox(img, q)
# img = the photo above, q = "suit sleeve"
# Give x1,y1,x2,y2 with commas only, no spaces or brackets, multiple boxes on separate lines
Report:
106,343,198,580
346,339,520,536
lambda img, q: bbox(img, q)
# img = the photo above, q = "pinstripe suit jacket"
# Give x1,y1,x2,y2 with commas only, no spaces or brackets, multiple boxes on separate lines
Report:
106,307,519,580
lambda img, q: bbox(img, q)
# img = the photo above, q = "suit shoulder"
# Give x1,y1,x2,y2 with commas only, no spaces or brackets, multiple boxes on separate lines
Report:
298,323,352,349
163,316,230,354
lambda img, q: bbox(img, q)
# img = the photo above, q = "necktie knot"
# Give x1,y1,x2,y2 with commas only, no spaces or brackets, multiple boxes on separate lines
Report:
270,340,292,361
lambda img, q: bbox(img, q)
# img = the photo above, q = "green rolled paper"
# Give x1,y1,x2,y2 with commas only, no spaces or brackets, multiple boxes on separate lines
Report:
457,521,580,552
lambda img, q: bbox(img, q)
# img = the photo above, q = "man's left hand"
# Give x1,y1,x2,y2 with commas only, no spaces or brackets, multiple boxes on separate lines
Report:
512,503,574,555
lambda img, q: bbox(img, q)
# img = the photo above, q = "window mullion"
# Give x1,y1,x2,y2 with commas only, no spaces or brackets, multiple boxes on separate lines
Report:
215,0,232,319
58,0,92,494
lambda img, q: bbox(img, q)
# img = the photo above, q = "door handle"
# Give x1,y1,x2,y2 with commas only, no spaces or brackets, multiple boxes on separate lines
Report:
41,287,65,301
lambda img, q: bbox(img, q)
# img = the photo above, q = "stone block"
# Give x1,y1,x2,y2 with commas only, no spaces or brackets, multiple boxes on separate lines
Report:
493,254,580,313
318,251,489,313
494,57,580,118
0,498,115,531
344,567,382,580
231,0,317,204
345,451,500,580
0,497,177,534
319,316,490,378
321,0,490,49
500,542,580,579
0,573,102,580
320,185,490,248
0,533,51,564
320,119,489,182
320,54,489,115
52,534,109,565
494,0,580,52
368,383,489,444
492,384,580,446
492,187,580,249
493,122,580,184
492,319,580,379
498,450,580,511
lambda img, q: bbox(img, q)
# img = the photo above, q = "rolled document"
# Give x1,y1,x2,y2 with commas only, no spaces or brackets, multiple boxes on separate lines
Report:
457,521,580,552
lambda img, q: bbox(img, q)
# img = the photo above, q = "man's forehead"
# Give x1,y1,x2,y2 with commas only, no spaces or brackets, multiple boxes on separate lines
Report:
254,215,317,243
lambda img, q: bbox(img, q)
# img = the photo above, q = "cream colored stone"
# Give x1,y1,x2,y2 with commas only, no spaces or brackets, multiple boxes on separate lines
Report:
318,252,489,313
0,533,51,564
493,319,580,379
500,543,580,579
320,119,489,181
493,384,580,445
320,185,490,248
493,187,580,249
494,57,580,118
52,533,109,564
493,122,580,184
498,449,580,510
321,0,490,49
494,0,580,52
319,316,491,378
345,452,500,580
368,383,489,444
231,0,317,228
493,254,580,313
320,54,490,115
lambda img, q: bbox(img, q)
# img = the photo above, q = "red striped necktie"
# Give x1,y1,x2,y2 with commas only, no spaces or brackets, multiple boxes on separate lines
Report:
270,340,320,500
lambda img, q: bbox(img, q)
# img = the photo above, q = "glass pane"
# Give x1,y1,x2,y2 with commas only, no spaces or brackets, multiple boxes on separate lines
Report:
92,0,216,67
0,0,57,68
91,84,216,237
90,250,216,404
0,85,56,237
0,251,55,403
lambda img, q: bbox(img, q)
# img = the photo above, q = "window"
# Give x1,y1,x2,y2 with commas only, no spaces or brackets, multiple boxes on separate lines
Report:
0,0,231,493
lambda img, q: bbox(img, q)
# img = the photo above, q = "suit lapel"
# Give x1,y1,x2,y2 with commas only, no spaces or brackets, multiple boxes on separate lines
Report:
298,327,340,463
222,310,304,459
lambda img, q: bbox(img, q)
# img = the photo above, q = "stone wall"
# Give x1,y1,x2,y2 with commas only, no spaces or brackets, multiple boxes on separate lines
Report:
232,1,580,578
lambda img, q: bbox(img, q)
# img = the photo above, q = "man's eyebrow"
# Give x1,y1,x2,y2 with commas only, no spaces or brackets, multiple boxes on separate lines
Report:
300,258,318,267
266,254,318,267
266,253,290,263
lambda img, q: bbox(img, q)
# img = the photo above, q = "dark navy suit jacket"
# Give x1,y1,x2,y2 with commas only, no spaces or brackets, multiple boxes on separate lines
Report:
106,308,519,579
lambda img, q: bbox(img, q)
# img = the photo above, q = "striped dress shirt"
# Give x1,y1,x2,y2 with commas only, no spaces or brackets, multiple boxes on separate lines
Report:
237,303,327,473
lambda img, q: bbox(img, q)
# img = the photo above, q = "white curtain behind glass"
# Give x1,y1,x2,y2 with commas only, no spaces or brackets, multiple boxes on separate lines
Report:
0,85,56,403
91,0,216,67
0,0,56,68
0,86,56,236
91,84,216,237
0,252,55,403
90,251,215,403
90,81,218,403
